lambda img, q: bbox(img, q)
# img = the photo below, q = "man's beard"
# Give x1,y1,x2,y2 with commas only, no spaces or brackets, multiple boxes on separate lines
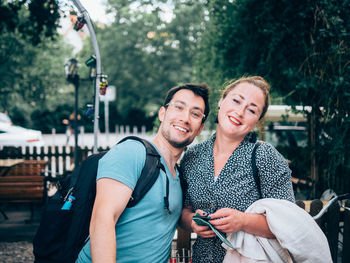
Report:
168,138,191,149
161,128,193,149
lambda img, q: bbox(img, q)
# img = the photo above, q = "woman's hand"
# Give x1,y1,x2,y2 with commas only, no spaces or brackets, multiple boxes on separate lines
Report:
208,208,245,233
191,209,216,238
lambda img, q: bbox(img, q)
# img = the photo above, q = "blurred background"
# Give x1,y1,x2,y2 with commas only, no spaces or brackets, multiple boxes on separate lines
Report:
0,0,349,199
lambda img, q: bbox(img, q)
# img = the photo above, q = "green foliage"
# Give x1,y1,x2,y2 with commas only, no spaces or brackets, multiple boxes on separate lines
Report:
197,0,350,196
1,0,209,133
0,32,73,127
81,0,207,128
0,0,60,45
0,0,71,129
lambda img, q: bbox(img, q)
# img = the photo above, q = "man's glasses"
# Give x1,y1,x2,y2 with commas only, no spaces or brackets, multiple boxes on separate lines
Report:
165,101,205,121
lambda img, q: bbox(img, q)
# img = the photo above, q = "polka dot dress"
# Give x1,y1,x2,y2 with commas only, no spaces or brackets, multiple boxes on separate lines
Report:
180,133,295,263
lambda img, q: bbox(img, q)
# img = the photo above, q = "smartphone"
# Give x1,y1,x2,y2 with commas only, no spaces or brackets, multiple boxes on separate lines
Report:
193,214,211,226
194,215,210,221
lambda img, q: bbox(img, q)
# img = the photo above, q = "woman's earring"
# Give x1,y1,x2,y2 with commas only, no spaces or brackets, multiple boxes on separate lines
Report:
215,116,218,123
215,106,220,123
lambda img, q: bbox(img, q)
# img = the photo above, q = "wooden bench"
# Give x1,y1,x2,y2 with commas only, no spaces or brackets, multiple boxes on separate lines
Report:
0,160,47,221
173,198,350,263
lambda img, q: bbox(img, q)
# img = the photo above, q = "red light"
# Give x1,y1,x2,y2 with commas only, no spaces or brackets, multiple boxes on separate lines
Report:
27,139,39,143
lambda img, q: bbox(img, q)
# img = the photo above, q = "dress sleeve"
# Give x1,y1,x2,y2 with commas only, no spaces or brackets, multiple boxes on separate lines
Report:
256,142,295,202
179,150,192,208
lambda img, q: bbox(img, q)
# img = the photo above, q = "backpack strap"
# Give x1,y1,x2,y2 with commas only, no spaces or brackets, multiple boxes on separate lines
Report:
118,136,170,212
252,141,262,199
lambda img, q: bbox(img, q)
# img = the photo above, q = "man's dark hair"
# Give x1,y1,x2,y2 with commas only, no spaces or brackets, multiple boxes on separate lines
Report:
163,83,210,123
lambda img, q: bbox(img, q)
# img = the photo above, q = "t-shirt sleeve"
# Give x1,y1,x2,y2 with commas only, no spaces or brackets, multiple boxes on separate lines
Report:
256,142,295,202
96,139,146,190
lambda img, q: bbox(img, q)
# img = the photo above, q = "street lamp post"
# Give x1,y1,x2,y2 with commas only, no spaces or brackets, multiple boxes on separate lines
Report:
71,0,102,154
65,58,80,169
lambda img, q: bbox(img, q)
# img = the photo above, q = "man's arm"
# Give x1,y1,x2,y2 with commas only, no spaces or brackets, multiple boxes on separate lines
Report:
89,178,132,263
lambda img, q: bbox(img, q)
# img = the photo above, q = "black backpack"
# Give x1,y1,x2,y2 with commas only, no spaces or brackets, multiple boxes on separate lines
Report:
33,136,167,263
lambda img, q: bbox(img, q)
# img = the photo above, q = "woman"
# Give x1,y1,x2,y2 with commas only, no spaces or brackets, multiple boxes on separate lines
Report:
180,76,295,263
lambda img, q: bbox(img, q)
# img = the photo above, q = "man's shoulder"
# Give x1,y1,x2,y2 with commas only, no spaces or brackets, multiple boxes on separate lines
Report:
107,138,146,156
97,138,149,188
99,138,147,168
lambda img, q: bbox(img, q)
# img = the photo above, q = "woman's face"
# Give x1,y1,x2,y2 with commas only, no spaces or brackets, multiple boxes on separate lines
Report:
218,82,265,139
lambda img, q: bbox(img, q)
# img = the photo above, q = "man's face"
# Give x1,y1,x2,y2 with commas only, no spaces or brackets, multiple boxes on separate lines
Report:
159,89,205,149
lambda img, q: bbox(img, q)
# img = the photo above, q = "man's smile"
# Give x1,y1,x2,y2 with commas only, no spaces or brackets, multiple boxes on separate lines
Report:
174,125,189,133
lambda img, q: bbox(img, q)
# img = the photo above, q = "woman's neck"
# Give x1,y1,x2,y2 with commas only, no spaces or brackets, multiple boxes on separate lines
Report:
213,129,245,178
214,129,244,155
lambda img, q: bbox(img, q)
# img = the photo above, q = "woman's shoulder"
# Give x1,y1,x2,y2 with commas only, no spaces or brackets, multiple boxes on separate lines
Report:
255,141,288,166
186,138,211,154
181,139,211,165
256,140,281,155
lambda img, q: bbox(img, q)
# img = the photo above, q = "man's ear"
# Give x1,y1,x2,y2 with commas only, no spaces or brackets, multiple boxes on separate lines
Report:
196,123,205,136
158,106,166,122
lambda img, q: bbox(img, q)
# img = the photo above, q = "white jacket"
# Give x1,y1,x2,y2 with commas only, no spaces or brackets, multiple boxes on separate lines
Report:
222,198,332,263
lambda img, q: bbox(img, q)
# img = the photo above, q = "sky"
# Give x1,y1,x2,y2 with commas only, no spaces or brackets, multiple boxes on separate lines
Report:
58,0,173,53
58,0,110,53
79,0,113,24
77,0,173,23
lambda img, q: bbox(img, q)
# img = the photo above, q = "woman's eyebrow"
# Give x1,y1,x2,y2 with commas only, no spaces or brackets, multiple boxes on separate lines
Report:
233,94,260,109
232,93,245,100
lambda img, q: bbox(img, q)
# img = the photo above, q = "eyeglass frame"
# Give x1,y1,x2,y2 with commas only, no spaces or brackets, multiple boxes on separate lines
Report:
164,101,206,121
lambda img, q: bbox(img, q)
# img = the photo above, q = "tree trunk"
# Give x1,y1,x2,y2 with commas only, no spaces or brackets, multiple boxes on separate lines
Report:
309,104,318,198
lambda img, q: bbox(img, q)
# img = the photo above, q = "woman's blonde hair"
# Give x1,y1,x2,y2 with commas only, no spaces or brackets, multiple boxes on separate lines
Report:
221,76,270,120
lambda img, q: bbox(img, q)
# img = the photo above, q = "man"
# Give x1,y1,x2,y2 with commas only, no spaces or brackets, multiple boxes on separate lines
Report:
76,83,210,263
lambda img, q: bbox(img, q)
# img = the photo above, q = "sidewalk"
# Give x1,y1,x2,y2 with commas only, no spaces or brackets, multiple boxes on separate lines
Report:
0,241,33,262
0,204,41,262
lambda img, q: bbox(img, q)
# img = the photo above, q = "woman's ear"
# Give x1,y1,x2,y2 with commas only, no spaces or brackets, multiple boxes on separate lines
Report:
218,98,223,108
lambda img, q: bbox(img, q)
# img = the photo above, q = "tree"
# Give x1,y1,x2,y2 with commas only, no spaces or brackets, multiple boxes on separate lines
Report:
197,0,350,196
0,0,60,45
0,31,74,127
77,0,207,129
0,0,71,128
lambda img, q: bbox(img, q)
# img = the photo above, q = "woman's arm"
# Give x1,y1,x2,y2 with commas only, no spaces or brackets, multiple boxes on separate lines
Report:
209,208,275,239
179,206,194,232
179,206,216,238
258,143,295,202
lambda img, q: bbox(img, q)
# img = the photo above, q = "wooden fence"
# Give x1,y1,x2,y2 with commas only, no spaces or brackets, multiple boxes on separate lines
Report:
0,145,108,177
295,199,350,263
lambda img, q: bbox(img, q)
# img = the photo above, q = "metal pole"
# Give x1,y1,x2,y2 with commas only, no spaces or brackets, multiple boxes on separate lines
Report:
71,0,101,154
105,99,109,144
74,79,79,168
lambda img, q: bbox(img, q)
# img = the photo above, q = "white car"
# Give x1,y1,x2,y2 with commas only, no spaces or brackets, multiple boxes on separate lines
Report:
0,114,45,147
0,112,11,124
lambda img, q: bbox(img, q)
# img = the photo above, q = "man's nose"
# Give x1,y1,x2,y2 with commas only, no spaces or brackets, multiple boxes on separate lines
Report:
179,108,191,123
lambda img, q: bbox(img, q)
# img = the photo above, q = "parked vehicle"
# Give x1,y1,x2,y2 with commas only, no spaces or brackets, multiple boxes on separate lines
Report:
0,112,11,125
0,113,45,147
264,124,308,148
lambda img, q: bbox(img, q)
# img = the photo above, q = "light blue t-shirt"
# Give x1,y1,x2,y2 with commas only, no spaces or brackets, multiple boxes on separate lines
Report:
76,139,182,263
